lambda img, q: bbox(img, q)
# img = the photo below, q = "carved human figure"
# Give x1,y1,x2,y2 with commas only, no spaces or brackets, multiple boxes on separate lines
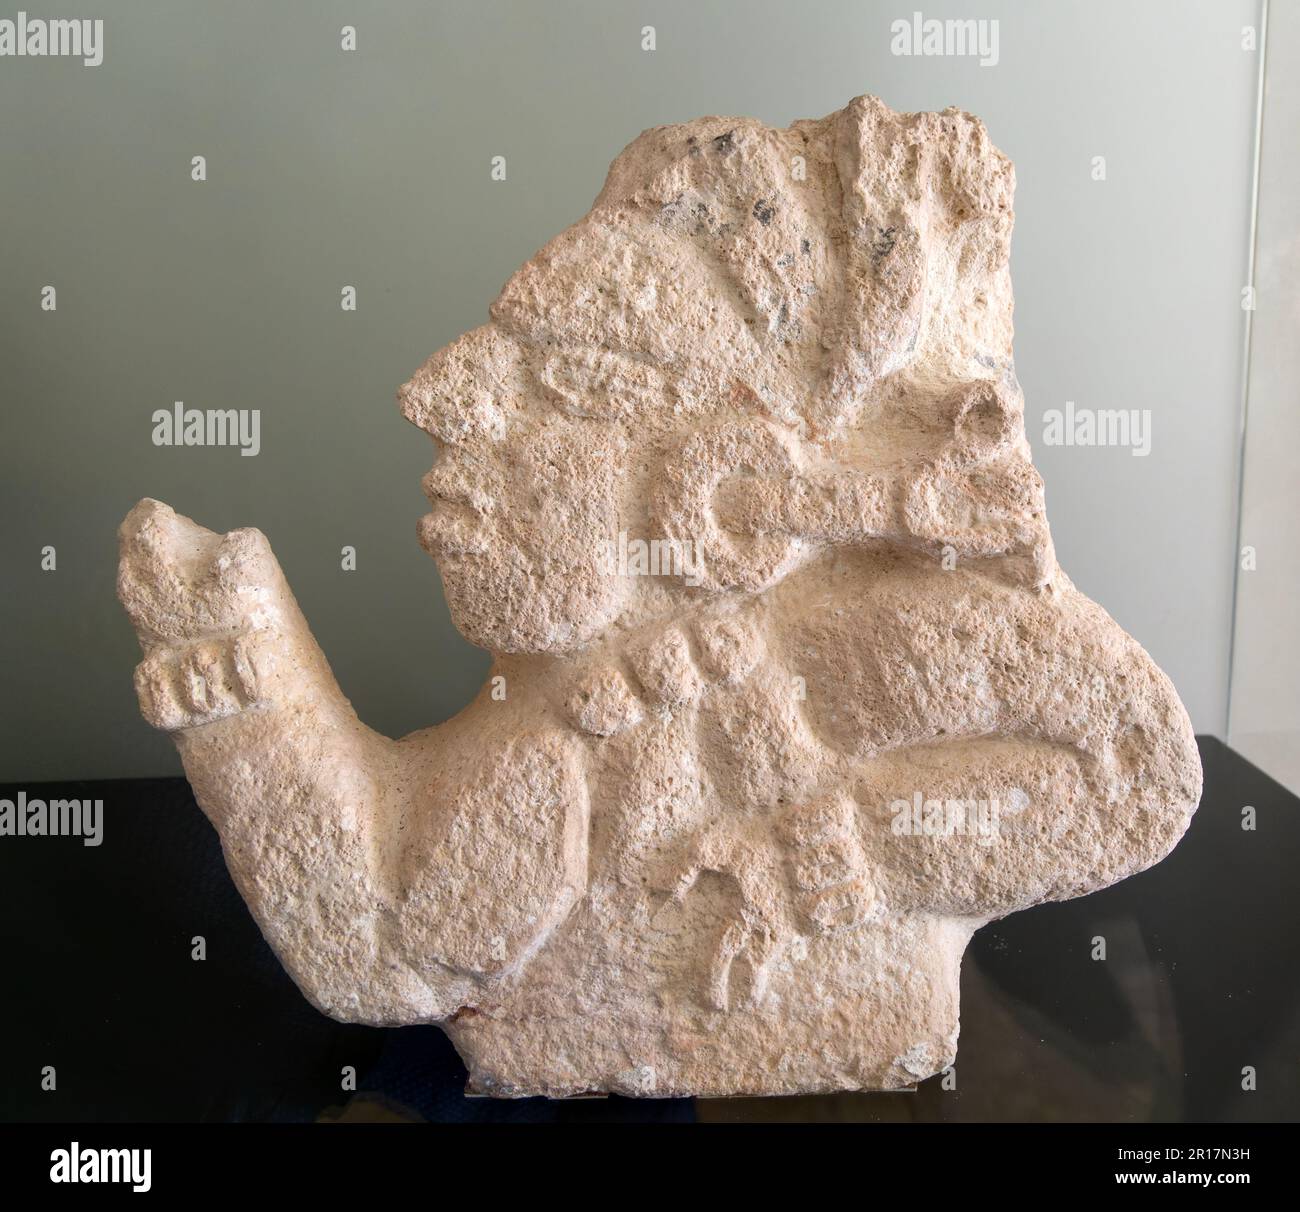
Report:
118,97,1201,1096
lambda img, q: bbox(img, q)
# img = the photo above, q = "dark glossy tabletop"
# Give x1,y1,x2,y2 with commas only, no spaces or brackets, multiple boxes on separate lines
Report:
2,736,1295,1123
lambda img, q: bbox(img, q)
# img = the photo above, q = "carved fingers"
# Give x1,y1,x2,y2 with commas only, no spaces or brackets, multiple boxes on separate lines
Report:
133,631,274,732
778,793,878,933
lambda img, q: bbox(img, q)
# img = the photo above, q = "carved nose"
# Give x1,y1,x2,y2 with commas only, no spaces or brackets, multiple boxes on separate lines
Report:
398,324,516,446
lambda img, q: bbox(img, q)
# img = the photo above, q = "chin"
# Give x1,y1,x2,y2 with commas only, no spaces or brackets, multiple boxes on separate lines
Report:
435,552,620,655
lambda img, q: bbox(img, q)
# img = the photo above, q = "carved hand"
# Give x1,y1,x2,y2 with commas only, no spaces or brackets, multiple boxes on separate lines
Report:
118,498,314,731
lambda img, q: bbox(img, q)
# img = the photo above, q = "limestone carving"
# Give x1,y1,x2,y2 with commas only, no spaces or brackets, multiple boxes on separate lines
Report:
118,97,1202,1097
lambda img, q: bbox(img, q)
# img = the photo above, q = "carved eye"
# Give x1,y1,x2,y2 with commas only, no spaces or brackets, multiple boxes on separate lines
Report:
537,348,672,421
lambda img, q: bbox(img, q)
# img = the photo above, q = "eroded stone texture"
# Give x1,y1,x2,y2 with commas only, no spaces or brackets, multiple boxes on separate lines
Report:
117,96,1202,1097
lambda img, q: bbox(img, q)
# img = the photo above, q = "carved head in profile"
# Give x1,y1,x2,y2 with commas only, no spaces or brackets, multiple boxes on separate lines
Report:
399,96,1045,657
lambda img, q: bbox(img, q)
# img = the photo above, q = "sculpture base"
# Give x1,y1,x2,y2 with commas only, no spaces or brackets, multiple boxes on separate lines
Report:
445,915,971,1099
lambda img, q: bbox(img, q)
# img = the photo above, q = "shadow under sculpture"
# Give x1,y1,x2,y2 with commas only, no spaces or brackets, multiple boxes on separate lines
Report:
116,96,1202,1098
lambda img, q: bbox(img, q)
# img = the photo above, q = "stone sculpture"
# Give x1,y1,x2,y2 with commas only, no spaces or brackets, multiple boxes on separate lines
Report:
117,96,1202,1097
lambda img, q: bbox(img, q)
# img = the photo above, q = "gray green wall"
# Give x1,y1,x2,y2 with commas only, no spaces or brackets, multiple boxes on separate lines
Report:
1,0,1262,778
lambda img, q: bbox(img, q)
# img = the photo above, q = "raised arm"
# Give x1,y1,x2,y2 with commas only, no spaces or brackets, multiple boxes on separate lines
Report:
117,499,588,1026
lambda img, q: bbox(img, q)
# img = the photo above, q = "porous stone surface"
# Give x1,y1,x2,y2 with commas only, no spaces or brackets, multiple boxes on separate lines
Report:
117,96,1202,1097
